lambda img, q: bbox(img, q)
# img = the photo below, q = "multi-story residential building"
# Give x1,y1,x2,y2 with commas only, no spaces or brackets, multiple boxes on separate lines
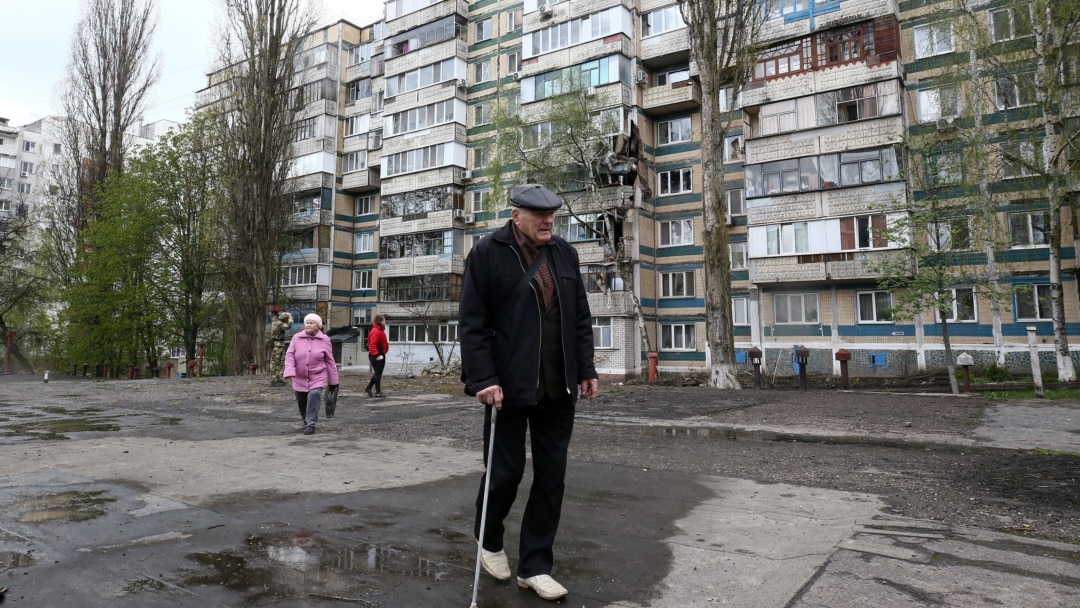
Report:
211,0,1077,380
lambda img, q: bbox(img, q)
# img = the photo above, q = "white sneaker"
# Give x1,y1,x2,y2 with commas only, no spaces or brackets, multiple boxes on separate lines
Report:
517,574,568,600
480,548,511,581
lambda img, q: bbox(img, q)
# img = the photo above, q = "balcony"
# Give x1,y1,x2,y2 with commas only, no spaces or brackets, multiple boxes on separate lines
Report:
376,300,458,319
749,250,911,284
297,99,338,120
384,38,467,80
288,209,333,230
642,80,700,116
639,27,690,66
280,248,331,265
282,284,331,301
377,253,465,278
292,136,336,157
379,208,461,237
563,185,634,214
287,172,335,193
382,122,466,155
345,60,373,82
587,290,635,315
742,60,902,109
342,169,380,192
386,0,468,37
381,165,463,196
521,34,633,80
384,80,464,116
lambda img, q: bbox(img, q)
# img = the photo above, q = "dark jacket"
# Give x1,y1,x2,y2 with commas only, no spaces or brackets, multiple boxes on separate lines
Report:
459,220,597,406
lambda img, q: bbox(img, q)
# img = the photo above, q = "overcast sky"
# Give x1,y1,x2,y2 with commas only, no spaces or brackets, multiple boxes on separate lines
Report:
0,0,385,127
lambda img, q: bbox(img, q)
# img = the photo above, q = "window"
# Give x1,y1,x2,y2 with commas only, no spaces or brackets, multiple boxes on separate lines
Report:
474,59,493,83
438,324,459,343
506,51,521,74
990,4,1032,42
658,168,693,196
474,102,492,126
724,135,742,163
753,39,810,81
857,290,893,323
0,179,12,191
733,297,749,325
506,8,523,33
282,265,318,286
474,18,492,43
745,146,899,198
994,73,1037,110
656,68,690,86
344,115,366,137
473,146,491,169
582,265,622,293
719,86,738,111
644,5,686,37
660,219,694,247
840,214,887,250
22,141,36,153
592,317,612,349
1015,284,1051,320
555,213,605,242
913,22,954,58
470,190,486,212
354,232,375,253
17,183,31,194
661,323,696,350
343,151,368,173
766,222,809,255
0,156,14,169
353,307,373,325
379,274,461,302
660,270,695,298
929,151,962,186
928,217,970,251
823,22,875,66
346,79,371,102
369,129,383,150
354,269,373,290
1002,141,1040,178
349,41,373,65
355,195,375,215
657,117,692,145
20,161,34,175
523,121,555,149
387,100,456,136
937,287,976,322
1009,211,1049,248
730,242,748,270
384,57,457,97
384,143,452,177
53,143,61,154
834,148,899,187
727,188,745,217
773,293,819,324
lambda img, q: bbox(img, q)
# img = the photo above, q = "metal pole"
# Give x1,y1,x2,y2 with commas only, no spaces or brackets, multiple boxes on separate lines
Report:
3,331,13,374
469,408,498,608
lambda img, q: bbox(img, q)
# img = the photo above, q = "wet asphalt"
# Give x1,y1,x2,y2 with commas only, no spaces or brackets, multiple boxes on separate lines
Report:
0,375,1078,607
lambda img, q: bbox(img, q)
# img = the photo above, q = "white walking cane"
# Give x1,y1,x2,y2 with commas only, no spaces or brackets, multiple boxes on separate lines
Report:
469,407,498,608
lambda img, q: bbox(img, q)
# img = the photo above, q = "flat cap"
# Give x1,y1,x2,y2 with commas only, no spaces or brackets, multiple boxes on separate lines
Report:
510,184,563,211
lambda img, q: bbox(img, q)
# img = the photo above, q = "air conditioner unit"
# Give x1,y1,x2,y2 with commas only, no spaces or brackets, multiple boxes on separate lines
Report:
464,213,476,224
936,116,956,129
635,71,648,85
539,5,553,19
453,208,465,218
461,170,472,180
510,71,521,80
19,172,28,178
585,86,597,97
456,79,468,90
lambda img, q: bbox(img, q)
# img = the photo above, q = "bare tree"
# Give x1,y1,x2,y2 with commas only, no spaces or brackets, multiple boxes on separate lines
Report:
679,0,768,389
45,0,159,282
209,0,315,373
0,201,48,373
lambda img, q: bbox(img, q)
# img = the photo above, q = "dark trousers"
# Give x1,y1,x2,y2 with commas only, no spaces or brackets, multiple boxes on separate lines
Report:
475,397,575,577
365,355,385,392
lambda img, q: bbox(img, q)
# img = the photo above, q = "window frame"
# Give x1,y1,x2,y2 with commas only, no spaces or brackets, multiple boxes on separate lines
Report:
1014,284,1052,320
989,4,1033,43
773,292,820,324
935,287,977,323
354,232,375,253
474,18,492,43
913,21,954,59
353,269,373,290
660,270,696,298
592,316,613,349
765,222,810,255
732,296,750,326
856,290,894,324
657,168,693,196
659,218,694,247
730,242,748,270
355,195,375,216
660,323,696,351
657,117,692,146
1008,210,1049,248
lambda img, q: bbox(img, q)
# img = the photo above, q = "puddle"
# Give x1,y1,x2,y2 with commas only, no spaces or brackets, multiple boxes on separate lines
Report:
15,490,116,523
645,427,738,440
0,551,35,570
180,531,462,603
3,416,122,440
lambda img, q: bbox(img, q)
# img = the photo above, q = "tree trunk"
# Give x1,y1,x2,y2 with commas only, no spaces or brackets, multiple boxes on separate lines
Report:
940,312,959,395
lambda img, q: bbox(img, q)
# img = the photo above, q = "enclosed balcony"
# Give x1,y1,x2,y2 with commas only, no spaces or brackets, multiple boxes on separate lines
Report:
642,80,700,116
748,250,911,284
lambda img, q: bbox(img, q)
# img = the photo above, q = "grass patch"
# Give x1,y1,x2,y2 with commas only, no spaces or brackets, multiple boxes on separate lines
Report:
982,388,1080,400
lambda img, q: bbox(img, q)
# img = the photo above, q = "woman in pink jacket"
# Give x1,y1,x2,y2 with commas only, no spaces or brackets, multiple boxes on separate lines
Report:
284,314,339,435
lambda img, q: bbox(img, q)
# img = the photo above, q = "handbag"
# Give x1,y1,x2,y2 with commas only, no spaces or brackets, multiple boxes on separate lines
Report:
325,384,340,418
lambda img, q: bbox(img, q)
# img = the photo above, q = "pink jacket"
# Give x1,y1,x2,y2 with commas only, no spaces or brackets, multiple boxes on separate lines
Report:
284,330,339,392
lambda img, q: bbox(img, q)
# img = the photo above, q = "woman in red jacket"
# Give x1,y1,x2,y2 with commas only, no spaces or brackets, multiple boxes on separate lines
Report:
364,314,389,398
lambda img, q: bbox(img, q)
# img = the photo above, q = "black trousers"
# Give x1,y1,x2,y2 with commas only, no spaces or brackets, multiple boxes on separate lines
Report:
475,396,575,577
365,355,385,392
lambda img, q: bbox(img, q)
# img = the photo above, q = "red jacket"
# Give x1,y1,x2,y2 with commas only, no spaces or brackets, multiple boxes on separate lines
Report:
367,324,389,357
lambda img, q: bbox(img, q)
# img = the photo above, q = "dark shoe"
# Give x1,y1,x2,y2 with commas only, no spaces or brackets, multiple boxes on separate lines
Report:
303,426,315,435
374,392,386,398
365,387,373,398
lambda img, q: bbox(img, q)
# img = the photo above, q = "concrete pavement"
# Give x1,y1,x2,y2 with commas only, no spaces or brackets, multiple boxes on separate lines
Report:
0,378,1077,607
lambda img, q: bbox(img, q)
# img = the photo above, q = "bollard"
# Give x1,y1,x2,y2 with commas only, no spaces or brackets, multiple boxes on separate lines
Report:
957,352,974,394
835,348,851,389
748,346,763,390
647,351,659,385
248,363,259,375
44,370,49,383
164,361,173,379
127,364,136,380
795,346,810,390
1026,326,1044,398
